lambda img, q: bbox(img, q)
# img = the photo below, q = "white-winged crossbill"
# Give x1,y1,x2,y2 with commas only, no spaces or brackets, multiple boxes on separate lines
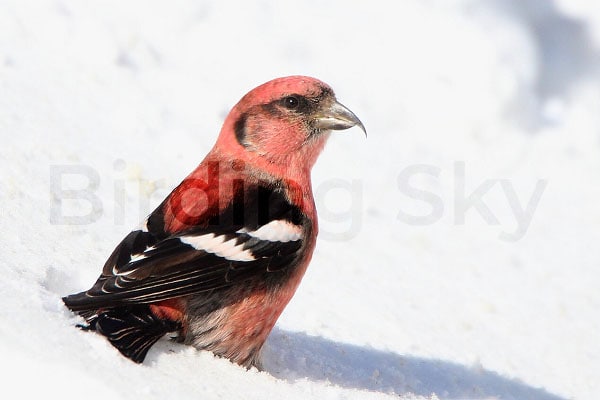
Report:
63,76,365,368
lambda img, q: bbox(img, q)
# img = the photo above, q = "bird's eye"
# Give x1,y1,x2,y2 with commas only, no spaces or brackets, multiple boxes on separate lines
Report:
282,96,300,110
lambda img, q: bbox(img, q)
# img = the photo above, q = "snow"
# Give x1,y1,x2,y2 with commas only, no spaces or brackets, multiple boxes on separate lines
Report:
1,0,599,399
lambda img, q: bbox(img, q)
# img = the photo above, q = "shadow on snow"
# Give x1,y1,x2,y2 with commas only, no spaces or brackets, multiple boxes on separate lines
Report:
262,328,565,400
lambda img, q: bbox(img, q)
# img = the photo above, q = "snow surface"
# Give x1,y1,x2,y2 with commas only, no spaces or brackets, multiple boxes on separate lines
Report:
1,1,599,399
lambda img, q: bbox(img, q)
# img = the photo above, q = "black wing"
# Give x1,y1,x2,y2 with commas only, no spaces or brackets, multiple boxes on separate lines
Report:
63,184,310,312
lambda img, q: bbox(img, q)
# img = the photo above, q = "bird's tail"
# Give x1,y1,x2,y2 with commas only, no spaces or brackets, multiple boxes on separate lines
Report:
63,295,180,363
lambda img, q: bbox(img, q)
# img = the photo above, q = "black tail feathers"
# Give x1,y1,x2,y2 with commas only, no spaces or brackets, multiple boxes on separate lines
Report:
70,305,181,363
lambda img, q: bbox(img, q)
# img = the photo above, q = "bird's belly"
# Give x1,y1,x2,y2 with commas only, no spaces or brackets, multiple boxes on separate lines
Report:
183,279,299,368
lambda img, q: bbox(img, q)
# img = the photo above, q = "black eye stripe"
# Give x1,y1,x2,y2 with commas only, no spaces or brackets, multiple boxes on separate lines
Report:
260,90,329,117
277,94,313,114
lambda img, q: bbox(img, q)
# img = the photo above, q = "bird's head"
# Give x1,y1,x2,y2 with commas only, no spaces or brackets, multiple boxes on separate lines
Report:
212,76,365,177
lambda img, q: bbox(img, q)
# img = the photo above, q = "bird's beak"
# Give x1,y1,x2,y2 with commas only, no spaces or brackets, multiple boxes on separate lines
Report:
314,100,367,136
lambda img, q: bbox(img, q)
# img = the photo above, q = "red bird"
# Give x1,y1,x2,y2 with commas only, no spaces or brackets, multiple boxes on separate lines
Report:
63,76,365,368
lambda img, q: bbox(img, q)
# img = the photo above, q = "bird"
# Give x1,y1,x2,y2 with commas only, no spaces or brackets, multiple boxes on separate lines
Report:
63,76,365,368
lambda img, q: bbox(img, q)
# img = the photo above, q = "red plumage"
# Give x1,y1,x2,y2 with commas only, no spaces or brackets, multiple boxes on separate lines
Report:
63,76,365,367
